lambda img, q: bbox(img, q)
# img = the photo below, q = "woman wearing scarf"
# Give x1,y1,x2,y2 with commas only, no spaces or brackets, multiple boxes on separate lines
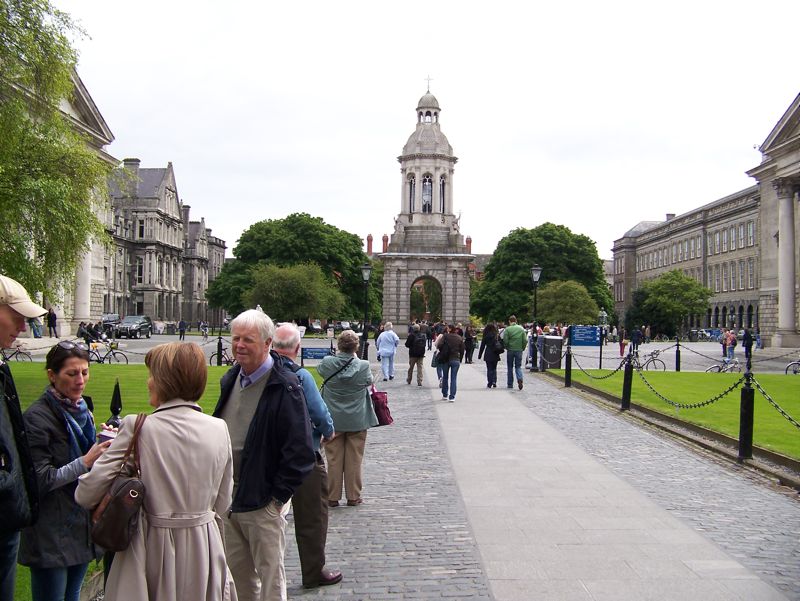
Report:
19,341,110,601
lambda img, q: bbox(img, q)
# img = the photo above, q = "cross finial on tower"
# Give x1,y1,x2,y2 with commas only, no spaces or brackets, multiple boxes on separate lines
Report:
425,74,433,92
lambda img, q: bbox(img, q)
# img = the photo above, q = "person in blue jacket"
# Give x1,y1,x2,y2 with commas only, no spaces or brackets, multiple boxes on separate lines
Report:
272,324,343,590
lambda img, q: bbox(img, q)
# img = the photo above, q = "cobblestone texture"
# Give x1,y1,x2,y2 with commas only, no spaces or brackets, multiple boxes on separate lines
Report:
518,373,800,599
283,357,493,600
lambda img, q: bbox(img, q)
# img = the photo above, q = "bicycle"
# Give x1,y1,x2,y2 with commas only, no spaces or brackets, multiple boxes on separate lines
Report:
1,345,32,362
209,346,236,366
785,360,800,375
705,358,741,373
87,341,129,364
630,349,666,371
201,328,209,344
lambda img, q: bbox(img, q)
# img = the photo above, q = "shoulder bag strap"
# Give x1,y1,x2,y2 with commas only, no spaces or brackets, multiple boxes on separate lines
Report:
321,357,355,390
117,413,147,477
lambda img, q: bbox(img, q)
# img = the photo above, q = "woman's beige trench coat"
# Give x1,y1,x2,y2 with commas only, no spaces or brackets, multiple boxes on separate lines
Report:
76,399,236,601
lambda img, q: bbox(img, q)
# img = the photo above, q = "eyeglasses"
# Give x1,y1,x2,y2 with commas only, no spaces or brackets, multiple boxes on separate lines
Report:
57,340,89,351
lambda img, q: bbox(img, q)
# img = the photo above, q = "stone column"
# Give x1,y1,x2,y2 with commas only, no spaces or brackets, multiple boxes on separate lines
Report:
72,250,92,331
774,179,799,346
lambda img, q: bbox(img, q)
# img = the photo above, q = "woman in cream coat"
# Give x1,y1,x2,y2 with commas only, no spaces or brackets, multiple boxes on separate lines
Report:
76,342,236,601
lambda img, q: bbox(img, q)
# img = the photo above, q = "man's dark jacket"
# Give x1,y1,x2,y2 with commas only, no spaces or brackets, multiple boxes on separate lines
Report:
0,363,38,535
213,351,315,511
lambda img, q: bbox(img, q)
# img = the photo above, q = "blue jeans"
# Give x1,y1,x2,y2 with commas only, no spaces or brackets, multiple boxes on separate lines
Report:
441,360,460,399
30,563,89,601
380,353,395,379
0,532,19,601
727,345,735,361
507,350,523,387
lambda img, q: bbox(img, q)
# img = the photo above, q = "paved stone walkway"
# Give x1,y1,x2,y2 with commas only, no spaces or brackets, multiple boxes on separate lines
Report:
281,346,798,600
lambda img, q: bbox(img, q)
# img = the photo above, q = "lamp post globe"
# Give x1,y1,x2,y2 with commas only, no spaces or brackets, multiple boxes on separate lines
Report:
530,264,542,372
360,263,372,359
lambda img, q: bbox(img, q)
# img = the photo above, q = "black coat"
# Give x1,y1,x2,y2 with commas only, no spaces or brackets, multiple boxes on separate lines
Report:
478,331,501,363
213,351,315,510
19,391,100,568
0,364,38,536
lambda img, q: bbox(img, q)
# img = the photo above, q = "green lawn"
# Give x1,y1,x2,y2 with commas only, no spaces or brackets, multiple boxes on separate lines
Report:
558,369,800,459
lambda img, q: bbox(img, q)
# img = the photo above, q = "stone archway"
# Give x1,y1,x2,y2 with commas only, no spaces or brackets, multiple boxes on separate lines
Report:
409,276,442,322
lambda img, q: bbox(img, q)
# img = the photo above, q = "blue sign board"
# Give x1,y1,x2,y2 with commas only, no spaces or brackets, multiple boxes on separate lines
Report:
571,326,600,346
301,347,333,360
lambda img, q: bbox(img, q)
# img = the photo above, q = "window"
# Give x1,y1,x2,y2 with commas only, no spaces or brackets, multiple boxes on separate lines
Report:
422,176,433,213
739,260,745,290
730,262,736,291
138,220,145,239
658,249,663,267
722,229,728,252
730,226,736,250
684,240,689,260
714,265,720,292
136,258,143,284
747,221,755,246
748,258,755,288
707,267,713,289
722,263,728,291
690,237,695,259
707,234,713,256
739,223,745,245
715,231,720,253
408,175,416,212
439,175,446,213
678,242,683,262
672,243,677,263
697,235,702,257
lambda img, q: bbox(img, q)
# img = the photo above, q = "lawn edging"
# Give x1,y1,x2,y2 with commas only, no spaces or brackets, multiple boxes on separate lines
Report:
540,371,800,493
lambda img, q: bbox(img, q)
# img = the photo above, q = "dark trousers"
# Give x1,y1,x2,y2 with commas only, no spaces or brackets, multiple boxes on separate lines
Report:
486,360,498,386
293,453,329,586
0,532,19,601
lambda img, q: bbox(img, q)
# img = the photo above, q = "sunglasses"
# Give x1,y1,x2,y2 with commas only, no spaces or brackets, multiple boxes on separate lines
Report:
57,340,89,351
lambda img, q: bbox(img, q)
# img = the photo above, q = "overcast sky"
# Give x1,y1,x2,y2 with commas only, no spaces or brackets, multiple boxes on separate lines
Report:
59,0,800,260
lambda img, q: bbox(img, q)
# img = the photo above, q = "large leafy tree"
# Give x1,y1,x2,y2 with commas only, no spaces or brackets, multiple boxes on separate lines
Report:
0,0,110,298
208,213,377,319
536,280,599,325
244,263,345,322
625,269,711,337
471,223,612,322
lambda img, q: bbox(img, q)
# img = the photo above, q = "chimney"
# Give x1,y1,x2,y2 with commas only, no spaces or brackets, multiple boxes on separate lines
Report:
122,158,140,196
666,213,676,221
466,235,472,254
367,234,373,256
382,234,389,253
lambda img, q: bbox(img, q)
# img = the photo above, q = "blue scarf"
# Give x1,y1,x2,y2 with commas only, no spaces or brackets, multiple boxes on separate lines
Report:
47,388,95,460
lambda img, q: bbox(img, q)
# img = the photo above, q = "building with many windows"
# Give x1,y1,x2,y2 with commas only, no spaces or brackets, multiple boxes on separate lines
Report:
613,91,800,347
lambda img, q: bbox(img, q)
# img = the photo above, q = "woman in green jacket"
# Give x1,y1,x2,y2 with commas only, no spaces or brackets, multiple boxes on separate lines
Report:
318,330,376,507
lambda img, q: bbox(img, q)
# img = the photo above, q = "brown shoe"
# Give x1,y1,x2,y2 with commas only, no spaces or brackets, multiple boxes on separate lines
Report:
346,498,363,506
328,500,339,507
304,568,343,588
518,380,523,390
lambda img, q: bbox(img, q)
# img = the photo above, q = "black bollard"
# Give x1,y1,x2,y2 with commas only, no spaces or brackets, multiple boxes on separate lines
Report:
621,354,633,411
675,337,681,372
565,346,572,387
217,334,223,366
738,371,754,461
531,334,539,372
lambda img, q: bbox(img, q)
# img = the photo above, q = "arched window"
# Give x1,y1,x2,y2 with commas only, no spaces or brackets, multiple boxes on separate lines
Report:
422,175,433,213
439,175,446,213
424,111,432,123
408,175,416,212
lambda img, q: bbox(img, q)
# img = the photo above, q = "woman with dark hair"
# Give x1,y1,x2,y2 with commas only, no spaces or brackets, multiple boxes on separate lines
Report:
76,342,235,601
19,341,110,601
478,323,502,388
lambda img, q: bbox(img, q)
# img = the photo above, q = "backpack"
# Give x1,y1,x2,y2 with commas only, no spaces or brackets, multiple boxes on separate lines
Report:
412,333,427,356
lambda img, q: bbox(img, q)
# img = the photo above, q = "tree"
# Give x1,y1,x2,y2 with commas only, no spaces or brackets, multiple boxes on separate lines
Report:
471,223,612,322
536,280,599,325
244,263,345,322
625,270,711,337
0,0,110,298
208,213,377,319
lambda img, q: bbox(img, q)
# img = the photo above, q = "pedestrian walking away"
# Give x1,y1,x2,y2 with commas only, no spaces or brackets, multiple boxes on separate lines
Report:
477,322,502,388
436,325,465,402
502,315,527,390
404,324,426,386
375,322,400,381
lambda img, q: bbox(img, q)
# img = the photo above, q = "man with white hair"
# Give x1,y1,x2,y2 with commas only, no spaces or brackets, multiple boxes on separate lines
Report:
0,274,45,600
272,323,342,589
213,310,315,601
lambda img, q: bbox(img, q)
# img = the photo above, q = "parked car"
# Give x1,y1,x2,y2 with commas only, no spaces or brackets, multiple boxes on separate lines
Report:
307,319,323,334
115,315,153,339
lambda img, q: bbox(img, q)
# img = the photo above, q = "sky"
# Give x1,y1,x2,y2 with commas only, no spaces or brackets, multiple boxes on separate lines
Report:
58,0,800,260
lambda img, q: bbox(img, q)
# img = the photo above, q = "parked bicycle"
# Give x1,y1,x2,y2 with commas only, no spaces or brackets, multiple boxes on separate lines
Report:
87,340,128,364
786,360,800,375
209,346,236,366
1,345,32,362
630,349,666,371
705,358,741,373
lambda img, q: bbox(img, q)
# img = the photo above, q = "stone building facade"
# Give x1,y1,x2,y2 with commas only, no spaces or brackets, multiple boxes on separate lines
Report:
377,90,473,327
613,92,800,347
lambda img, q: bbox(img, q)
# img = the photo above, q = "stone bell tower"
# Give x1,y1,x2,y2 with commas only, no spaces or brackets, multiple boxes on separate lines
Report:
378,89,473,327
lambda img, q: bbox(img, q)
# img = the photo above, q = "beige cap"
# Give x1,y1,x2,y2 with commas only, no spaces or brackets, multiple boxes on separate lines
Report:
0,275,47,318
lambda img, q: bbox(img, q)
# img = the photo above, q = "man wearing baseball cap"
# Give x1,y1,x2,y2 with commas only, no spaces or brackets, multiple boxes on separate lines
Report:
0,274,45,601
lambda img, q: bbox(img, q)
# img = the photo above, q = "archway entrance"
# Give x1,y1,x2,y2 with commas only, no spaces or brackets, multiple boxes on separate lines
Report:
409,276,442,322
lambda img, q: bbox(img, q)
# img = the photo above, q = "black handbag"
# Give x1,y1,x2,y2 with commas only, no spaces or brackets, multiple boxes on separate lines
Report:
91,413,147,551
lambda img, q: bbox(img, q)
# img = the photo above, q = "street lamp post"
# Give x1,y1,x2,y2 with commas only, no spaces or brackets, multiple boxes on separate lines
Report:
360,263,372,360
530,265,542,372
598,307,607,369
